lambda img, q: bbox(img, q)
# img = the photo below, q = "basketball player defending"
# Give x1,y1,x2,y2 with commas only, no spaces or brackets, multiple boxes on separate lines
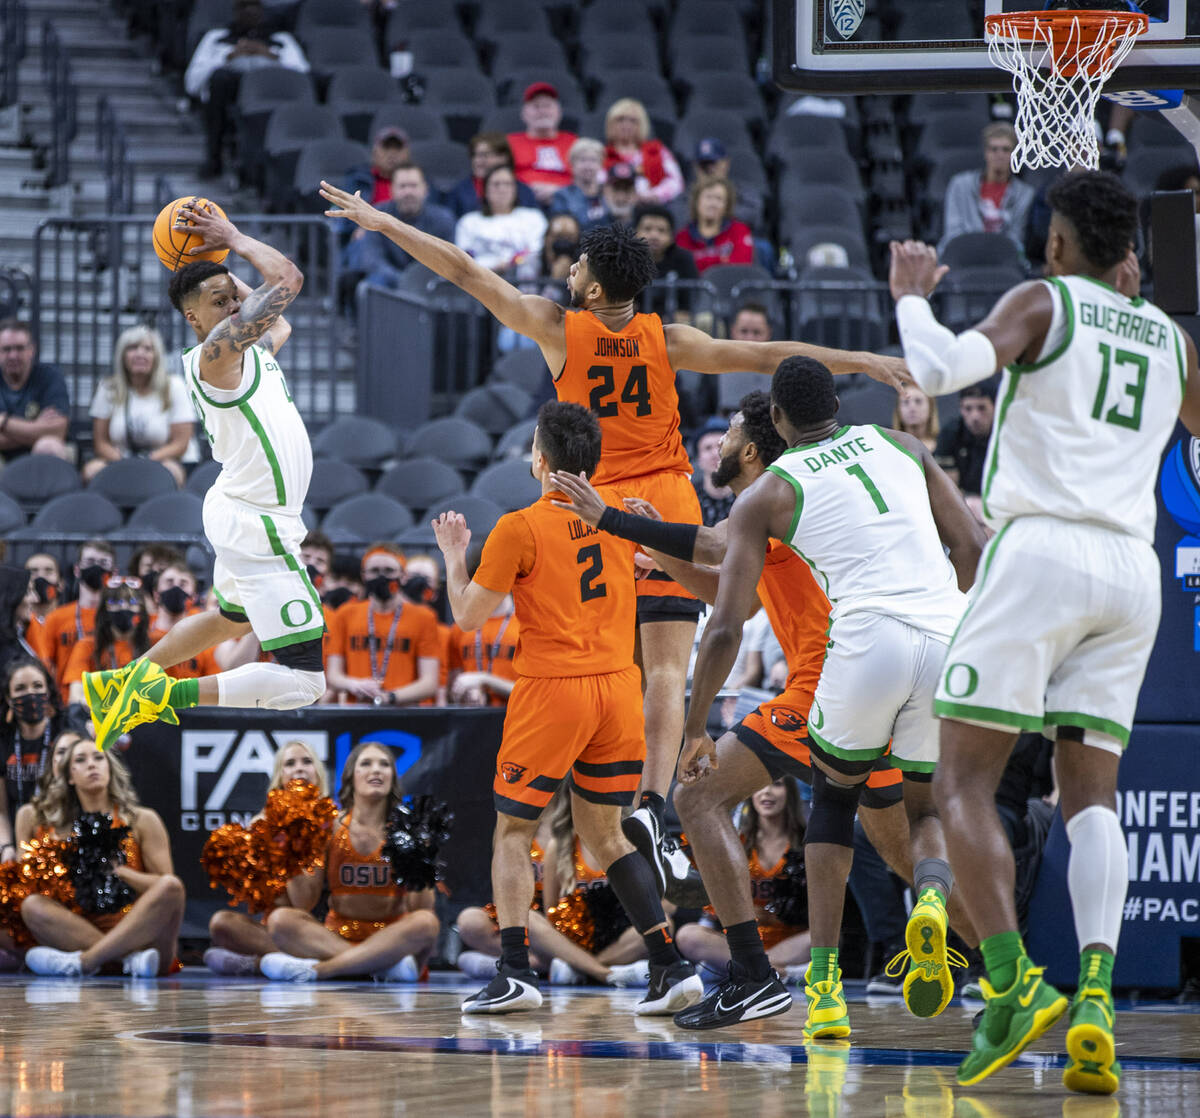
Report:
892,170,1200,1092
322,181,906,901
433,402,702,1016
682,357,977,1037
83,204,326,747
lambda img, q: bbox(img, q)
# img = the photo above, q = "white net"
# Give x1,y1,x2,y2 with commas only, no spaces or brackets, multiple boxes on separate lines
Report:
985,12,1147,170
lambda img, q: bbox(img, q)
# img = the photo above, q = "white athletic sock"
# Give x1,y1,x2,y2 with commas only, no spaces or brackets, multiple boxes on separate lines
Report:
1065,804,1127,954
216,663,325,710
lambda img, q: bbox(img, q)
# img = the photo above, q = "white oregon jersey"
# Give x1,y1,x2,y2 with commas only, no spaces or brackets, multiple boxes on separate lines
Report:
981,275,1187,542
183,342,312,516
767,424,964,640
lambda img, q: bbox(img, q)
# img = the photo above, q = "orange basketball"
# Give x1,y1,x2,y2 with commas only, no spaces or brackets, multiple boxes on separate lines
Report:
152,196,230,271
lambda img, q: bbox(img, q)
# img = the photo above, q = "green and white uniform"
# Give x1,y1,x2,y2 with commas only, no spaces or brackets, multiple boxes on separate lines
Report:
767,424,965,773
934,276,1186,751
184,342,323,653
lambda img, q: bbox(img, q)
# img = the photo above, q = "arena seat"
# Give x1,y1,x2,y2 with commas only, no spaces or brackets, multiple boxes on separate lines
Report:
85,458,179,513
294,0,371,39
184,460,221,498
262,103,345,203
236,67,315,166
715,370,767,415
426,494,505,540
766,114,853,168
311,416,400,468
29,491,121,535
490,348,551,397
677,73,764,129
383,2,462,38
578,34,662,79
468,459,542,511
793,265,889,352
127,492,206,534
777,185,866,237
589,73,676,122
406,417,493,470
360,103,448,148
0,491,24,535
322,493,414,542
407,139,471,195
473,0,553,43
453,384,535,437
495,70,587,116
667,34,750,77
327,72,408,143
579,2,656,41
488,33,569,76
405,28,479,72
0,453,81,513
783,222,873,273
305,459,370,514
492,418,537,462
779,150,866,205
375,458,465,515
421,69,497,142
835,380,900,428
940,232,1026,272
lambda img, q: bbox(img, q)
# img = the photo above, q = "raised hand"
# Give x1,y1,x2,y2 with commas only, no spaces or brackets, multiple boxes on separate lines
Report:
549,471,608,526
319,181,387,232
432,511,471,555
175,201,241,255
889,239,949,301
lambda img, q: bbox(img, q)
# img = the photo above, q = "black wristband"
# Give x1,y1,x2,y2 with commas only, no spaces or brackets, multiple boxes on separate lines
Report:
597,507,700,562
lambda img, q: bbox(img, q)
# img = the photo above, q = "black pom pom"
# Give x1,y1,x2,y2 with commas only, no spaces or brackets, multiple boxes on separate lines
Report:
381,796,454,892
764,849,807,928
70,812,135,916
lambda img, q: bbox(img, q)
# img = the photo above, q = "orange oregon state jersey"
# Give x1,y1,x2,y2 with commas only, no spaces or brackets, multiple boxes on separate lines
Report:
473,493,635,678
757,540,830,696
326,815,402,902
557,310,691,485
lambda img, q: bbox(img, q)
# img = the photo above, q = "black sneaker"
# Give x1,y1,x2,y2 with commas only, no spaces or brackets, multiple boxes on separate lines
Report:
636,959,705,1016
865,970,904,996
461,964,543,1015
622,807,709,907
673,962,794,1029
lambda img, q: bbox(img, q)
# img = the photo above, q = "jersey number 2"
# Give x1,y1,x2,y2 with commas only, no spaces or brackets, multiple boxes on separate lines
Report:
577,544,607,602
587,364,651,417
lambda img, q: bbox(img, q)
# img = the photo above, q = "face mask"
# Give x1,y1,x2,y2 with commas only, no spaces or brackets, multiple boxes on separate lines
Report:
142,569,159,595
32,577,56,605
323,586,353,610
12,693,48,724
365,576,396,603
305,564,325,589
551,238,579,258
109,609,135,632
159,586,191,615
78,564,108,591
402,575,433,604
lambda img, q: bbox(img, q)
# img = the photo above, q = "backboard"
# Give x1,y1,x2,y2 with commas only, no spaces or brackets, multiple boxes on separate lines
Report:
773,0,1200,93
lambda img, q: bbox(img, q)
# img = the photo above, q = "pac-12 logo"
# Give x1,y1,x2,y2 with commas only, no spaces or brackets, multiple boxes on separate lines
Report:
829,0,865,40
500,762,527,784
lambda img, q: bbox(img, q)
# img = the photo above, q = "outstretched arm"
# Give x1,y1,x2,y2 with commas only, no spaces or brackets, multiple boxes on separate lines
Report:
228,273,290,356
433,512,507,631
321,182,567,366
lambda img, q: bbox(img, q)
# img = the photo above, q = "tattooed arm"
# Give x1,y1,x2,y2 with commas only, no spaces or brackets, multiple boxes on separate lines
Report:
176,203,303,390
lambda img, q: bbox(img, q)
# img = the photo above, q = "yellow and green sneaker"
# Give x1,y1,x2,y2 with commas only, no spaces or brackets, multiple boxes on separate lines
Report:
94,659,178,751
956,955,1068,1086
803,1040,850,1118
886,888,968,1019
81,664,137,742
1063,986,1120,1095
804,963,851,1039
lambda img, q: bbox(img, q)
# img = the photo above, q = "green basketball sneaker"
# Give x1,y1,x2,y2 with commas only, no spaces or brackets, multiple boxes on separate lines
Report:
95,659,178,750
956,955,1068,1085
803,1040,850,1118
885,887,968,1019
1063,985,1120,1095
81,664,137,741
804,963,851,1039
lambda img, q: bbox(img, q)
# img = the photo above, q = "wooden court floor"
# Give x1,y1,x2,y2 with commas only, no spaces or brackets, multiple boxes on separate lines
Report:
0,972,1196,1117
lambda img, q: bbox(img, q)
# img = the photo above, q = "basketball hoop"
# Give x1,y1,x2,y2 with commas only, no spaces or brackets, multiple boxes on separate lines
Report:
984,9,1149,170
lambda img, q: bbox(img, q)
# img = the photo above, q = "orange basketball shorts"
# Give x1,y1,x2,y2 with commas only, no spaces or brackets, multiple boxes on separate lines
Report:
493,666,646,820
598,471,703,622
735,686,903,809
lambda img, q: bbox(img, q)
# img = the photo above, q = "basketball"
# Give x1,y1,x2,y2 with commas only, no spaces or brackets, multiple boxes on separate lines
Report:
152,196,229,271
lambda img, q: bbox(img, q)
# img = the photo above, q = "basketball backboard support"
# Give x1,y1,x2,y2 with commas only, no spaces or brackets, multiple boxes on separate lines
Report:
773,0,1200,94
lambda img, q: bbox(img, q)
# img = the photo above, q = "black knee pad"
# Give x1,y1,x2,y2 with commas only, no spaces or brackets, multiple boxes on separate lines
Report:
805,767,864,848
271,636,324,672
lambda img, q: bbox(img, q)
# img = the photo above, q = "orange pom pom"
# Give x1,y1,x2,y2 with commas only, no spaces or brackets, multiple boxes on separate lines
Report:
546,891,595,952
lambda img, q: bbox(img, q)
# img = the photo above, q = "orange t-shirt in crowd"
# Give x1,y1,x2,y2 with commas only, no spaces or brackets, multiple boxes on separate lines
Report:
24,615,47,661
147,626,220,681
40,603,96,697
506,130,577,190
63,637,137,687
756,540,830,696
447,613,520,705
473,493,635,678
556,309,691,485
327,598,440,703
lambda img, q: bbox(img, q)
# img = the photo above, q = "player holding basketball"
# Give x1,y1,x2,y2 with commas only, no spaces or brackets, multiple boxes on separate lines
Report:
82,204,326,747
433,401,702,1016
322,180,906,901
891,169,1200,1092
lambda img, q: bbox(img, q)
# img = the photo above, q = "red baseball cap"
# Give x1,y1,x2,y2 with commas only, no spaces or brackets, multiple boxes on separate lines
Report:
523,82,559,103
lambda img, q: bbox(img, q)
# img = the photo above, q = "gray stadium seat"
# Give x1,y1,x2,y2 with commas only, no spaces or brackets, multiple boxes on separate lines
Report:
185,460,221,498
327,69,403,143
677,73,764,129
291,139,371,211
835,380,899,428
127,492,206,534
295,0,371,38
669,0,745,40
86,458,179,512
940,233,1025,272
716,371,767,415
777,186,865,237
0,453,81,513
673,111,759,164
375,457,465,514
468,459,542,511
383,2,462,38
915,111,989,167
590,73,676,123
489,33,569,76
312,416,400,468
421,69,497,141
304,28,379,75
408,139,471,194
474,0,552,42
493,418,537,461
0,491,24,534
406,417,493,468
363,103,449,148
453,384,535,436
322,493,414,542
780,150,866,205
305,459,370,513
426,494,505,539
490,348,551,396
668,34,750,76
496,70,587,116
935,266,1026,332
579,2,656,40
31,492,121,534
263,103,345,203
236,67,315,160
406,28,479,71
783,223,872,273
579,35,662,79
793,265,889,352
767,114,853,166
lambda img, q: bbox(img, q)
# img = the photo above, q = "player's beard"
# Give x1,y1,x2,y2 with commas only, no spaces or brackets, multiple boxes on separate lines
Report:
568,282,586,308
710,450,740,489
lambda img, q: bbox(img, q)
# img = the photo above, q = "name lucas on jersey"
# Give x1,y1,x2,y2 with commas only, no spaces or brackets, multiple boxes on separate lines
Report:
568,518,599,540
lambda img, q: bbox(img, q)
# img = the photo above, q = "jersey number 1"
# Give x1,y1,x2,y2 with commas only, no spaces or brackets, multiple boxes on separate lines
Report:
847,464,889,514
577,544,607,602
587,364,651,417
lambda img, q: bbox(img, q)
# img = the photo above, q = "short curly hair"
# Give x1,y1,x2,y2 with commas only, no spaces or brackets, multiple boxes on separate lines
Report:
736,390,786,467
771,356,837,429
579,223,658,303
1046,170,1137,272
536,400,602,477
168,260,230,312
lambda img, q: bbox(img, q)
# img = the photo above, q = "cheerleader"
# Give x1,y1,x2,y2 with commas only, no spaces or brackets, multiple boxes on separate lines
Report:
676,779,811,975
260,742,439,981
204,740,332,976
14,729,83,846
20,737,186,977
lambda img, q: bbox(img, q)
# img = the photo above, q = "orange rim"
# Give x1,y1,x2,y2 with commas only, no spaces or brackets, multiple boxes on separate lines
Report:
984,10,1149,77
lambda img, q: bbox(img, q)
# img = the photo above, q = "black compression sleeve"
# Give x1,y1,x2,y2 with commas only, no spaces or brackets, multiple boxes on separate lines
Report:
596,507,700,562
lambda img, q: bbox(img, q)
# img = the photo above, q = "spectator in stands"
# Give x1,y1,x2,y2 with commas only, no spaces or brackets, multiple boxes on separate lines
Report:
603,98,683,204
355,163,456,291
129,544,186,619
83,326,195,488
455,166,548,283
692,138,764,232
185,0,309,179
691,417,734,528
1,656,66,856
675,178,754,273
325,544,439,706
549,139,611,232
602,162,639,227
1156,162,1200,212
24,553,60,629
934,382,996,496
41,541,116,699
64,578,150,705
0,320,70,461
507,83,578,205
149,562,220,681
939,122,1034,255
344,127,411,207
893,387,940,454
399,553,451,704
540,213,581,285
444,133,538,220
324,553,363,609
729,302,771,343
447,586,519,707
634,204,699,325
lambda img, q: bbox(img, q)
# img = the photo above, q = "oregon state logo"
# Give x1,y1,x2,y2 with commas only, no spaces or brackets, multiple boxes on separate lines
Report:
499,762,527,784
770,707,807,732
